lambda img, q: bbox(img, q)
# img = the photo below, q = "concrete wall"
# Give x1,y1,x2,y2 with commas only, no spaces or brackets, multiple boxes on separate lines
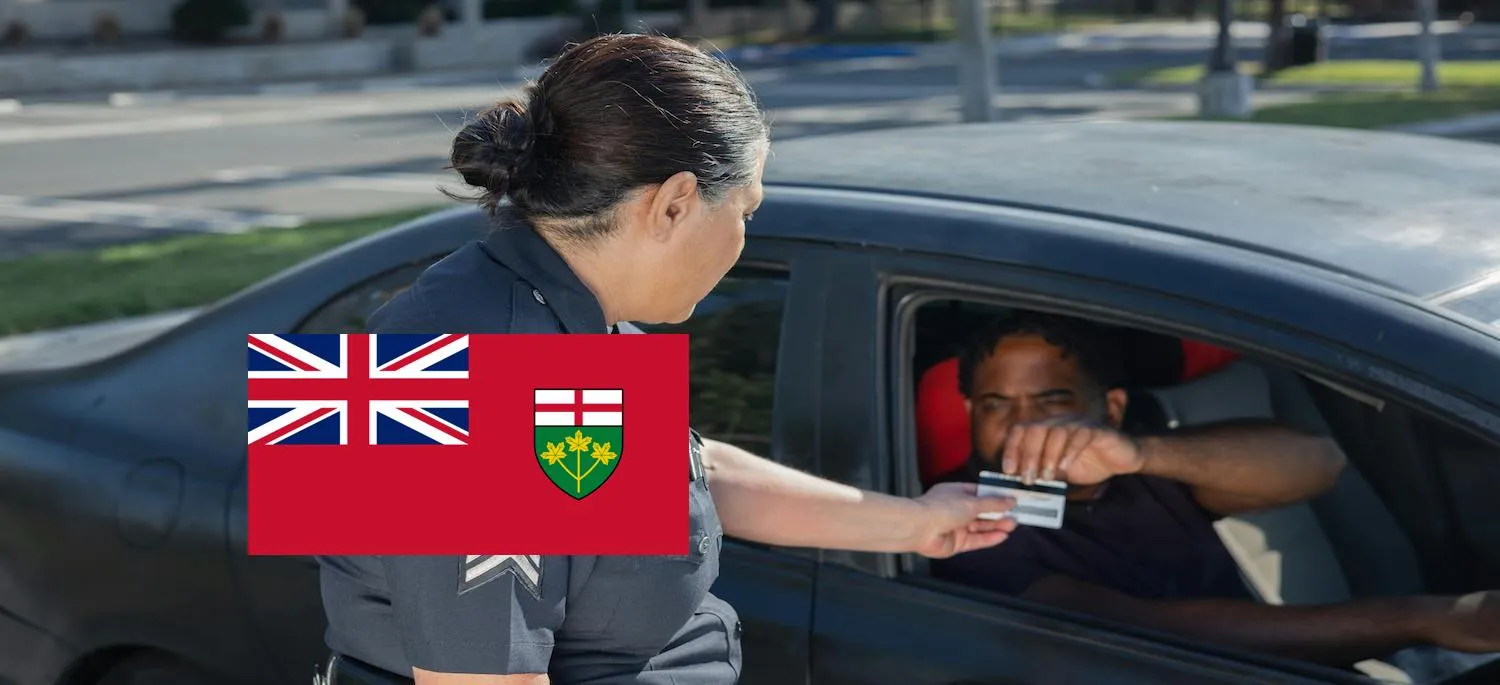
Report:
235,8,339,42
410,10,677,70
0,36,395,95
1,0,180,41
0,0,334,42
409,17,574,71
0,12,665,96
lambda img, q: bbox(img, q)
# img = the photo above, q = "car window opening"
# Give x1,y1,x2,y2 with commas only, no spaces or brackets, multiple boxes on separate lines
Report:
896,295,1500,685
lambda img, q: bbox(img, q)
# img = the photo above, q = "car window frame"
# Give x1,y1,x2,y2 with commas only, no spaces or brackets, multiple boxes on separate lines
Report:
292,252,452,334
637,260,794,463
712,244,828,562
843,249,1500,683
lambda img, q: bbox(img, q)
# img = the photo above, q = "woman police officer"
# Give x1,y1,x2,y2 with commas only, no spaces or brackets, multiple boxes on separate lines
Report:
315,33,1018,685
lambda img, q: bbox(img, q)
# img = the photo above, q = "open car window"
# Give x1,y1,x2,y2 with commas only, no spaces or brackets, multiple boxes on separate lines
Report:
893,292,1500,684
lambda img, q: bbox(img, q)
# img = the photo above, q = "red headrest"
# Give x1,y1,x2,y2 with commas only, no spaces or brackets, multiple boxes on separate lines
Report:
1180,339,1242,381
915,357,970,484
914,339,1241,486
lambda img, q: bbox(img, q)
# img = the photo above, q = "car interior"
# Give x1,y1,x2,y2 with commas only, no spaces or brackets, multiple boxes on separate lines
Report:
900,299,1500,685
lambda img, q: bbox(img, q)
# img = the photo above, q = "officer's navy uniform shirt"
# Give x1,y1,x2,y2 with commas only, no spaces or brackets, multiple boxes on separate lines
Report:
317,214,742,683
931,456,1252,601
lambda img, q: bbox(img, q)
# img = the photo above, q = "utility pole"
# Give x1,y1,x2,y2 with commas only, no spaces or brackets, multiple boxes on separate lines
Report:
462,0,484,33
326,0,350,37
954,0,996,122
620,0,638,32
1209,0,1232,73
1416,0,1440,91
1196,0,1251,118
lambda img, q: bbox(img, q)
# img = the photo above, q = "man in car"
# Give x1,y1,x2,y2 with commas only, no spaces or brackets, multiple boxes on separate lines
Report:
932,311,1500,673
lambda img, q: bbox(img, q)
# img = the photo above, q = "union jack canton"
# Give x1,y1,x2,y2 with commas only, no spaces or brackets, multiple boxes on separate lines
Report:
247,333,471,447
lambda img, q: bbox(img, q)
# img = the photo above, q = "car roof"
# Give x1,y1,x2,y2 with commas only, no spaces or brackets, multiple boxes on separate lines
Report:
762,120,1500,306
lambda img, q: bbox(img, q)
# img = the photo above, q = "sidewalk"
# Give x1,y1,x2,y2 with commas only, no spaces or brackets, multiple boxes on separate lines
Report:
2,99,1495,347
1387,109,1500,137
2,67,510,108
717,19,1500,66
10,18,1498,101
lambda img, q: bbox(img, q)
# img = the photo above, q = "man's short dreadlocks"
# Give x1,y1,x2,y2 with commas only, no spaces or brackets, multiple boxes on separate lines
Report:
956,311,1128,398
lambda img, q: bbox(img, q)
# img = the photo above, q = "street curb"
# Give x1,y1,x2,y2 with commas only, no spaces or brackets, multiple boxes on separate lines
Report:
1385,110,1500,137
711,42,920,66
80,68,509,108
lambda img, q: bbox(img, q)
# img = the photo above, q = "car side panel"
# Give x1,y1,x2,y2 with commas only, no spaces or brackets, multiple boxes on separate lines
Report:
814,568,1351,685
712,544,816,685
0,419,271,685
798,231,1380,685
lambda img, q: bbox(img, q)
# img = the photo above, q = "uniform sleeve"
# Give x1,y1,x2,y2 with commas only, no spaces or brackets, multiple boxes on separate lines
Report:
380,555,565,675
366,285,443,334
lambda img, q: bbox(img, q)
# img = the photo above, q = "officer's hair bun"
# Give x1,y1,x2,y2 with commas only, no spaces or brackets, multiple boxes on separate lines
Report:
443,34,768,234
447,95,543,209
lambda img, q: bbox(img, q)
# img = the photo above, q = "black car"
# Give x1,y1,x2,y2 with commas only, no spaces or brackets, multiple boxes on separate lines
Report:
1,121,1497,685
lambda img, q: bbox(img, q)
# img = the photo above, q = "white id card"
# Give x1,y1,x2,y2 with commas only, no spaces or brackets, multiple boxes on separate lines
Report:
976,470,1067,530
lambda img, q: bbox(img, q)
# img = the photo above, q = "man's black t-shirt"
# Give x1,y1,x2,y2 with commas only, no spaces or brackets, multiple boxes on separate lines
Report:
932,468,1253,601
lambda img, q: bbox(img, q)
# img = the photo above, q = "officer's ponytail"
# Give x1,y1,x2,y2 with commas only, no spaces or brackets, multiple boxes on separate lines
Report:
445,33,769,244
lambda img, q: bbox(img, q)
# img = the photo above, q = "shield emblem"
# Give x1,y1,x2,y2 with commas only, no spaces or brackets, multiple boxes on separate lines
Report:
533,389,623,500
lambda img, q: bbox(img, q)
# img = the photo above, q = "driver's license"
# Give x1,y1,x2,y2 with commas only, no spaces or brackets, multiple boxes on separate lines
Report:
976,470,1067,530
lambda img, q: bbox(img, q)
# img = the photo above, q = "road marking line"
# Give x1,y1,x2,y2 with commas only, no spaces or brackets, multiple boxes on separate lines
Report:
360,77,423,93
210,166,295,183
0,88,517,146
317,173,458,194
109,91,180,107
210,167,458,195
0,194,305,233
259,82,324,97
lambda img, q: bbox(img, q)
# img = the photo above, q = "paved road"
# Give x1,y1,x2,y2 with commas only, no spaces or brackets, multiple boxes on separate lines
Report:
0,66,1236,257
0,27,1490,258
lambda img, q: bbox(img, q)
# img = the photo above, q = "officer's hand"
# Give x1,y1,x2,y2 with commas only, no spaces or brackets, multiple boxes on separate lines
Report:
1002,418,1142,487
911,482,1018,559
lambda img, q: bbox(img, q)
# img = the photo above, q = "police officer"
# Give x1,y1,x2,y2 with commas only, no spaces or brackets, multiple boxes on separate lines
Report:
315,33,1018,685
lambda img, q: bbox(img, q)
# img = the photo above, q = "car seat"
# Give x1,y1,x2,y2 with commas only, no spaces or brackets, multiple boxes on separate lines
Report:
1137,360,1427,683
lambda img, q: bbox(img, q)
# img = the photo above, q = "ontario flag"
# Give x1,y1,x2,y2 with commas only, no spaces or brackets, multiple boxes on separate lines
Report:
246,332,689,556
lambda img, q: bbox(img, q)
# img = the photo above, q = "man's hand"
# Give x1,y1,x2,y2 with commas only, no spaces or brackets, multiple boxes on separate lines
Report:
1424,591,1500,653
910,482,1018,559
1002,419,1143,486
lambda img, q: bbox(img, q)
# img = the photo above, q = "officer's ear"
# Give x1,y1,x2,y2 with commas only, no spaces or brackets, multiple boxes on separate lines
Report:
642,171,701,241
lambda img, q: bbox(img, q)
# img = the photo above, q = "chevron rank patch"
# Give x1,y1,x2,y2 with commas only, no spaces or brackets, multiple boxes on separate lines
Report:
459,554,543,599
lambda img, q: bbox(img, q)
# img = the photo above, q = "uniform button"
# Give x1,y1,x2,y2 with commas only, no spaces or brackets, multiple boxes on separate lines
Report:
532,289,546,305
698,535,711,554
735,620,743,638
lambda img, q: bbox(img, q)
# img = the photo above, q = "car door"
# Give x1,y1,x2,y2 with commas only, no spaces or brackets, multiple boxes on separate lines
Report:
801,243,1404,685
227,255,446,685
229,240,821,685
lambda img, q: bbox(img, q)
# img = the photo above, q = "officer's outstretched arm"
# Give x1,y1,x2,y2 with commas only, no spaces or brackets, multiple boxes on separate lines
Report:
701,438,1017,558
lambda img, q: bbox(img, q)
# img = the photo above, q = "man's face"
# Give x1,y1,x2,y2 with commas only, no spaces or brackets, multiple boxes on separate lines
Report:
965,334,1127,469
